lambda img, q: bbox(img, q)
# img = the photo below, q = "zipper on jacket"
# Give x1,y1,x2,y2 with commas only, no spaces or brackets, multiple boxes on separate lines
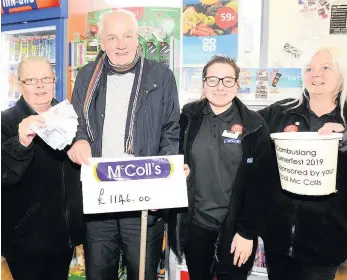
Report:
289,200,298,257
182,113,191,156
62,162,73,248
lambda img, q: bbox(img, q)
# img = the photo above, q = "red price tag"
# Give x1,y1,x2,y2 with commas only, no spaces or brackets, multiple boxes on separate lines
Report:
215,7,237,29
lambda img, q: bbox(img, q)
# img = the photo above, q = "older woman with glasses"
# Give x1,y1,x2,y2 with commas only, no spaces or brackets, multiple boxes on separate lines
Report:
258,47,347,280
169,55,274,280
1,56,85,280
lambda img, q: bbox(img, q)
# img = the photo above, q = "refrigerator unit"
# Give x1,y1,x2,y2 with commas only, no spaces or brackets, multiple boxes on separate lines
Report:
1,0,68,110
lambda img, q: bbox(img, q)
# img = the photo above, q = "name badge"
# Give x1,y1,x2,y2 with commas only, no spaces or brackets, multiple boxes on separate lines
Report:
222,130,239,139
224,138,241,144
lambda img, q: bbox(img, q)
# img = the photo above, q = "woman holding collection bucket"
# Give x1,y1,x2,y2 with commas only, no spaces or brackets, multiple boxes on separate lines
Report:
258,47,347,280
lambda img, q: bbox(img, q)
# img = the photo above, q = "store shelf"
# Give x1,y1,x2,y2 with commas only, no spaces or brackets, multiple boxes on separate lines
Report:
7,61,56,65
2,25,56,36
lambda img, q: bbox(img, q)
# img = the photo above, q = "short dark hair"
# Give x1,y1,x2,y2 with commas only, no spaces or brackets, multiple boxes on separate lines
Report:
202,55,240,81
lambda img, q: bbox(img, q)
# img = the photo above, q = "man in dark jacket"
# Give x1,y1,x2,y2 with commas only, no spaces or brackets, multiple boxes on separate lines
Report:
1,56,85,280
67,9,180,280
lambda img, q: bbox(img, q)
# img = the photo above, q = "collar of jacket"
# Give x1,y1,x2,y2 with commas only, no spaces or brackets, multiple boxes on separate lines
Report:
86,52,158,114
17,96,58,116
91,51,153,85
282,94,347,124
182,97,264,136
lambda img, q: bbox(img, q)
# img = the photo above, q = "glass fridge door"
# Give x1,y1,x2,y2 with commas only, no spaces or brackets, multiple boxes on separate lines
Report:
1,25,56,110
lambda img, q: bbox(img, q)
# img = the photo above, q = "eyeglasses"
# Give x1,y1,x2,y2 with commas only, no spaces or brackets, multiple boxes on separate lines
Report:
20,77,55,85
204,76,237,88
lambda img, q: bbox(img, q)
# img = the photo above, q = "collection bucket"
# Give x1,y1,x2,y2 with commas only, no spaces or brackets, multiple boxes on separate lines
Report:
270,132,343,196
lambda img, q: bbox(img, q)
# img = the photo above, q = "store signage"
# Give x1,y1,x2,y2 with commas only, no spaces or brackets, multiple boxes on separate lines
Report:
122,7,144,20
81,155,188,214
2,0,60,14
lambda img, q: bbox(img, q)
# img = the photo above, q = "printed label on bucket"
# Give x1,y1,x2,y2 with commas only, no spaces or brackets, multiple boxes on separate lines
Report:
271,132,342,196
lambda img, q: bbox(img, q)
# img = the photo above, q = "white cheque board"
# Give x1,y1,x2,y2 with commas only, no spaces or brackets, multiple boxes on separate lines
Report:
81,155,188,214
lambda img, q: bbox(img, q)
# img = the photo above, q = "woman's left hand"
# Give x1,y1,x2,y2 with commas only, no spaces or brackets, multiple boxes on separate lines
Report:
230,233,253,267
318,122,345,135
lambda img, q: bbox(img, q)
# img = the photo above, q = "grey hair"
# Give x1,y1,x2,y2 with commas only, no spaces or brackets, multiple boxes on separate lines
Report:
98,9,138,37
283,46,346,124
17,56,55,80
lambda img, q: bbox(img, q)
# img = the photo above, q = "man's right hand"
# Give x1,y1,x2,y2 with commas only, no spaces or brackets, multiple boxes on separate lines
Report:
18,115,46,147
67,140,92,165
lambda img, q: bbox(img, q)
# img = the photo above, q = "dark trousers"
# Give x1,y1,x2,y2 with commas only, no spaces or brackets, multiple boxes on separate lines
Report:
266,250,339,280
6,250,73,280
84,213,164,280
184,221,250,280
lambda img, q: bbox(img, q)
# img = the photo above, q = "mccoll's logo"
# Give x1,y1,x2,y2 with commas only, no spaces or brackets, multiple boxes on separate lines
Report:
94,158,173,182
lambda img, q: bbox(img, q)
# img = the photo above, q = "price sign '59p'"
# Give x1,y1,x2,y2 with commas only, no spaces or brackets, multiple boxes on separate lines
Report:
215,7,238,29
81,155,188,214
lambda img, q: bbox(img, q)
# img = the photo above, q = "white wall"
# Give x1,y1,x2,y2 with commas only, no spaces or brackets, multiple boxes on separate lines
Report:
238,0,262,67
267,0,347,68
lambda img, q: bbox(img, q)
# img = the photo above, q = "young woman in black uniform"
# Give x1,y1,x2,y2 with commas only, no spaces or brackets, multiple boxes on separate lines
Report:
170,55,274,280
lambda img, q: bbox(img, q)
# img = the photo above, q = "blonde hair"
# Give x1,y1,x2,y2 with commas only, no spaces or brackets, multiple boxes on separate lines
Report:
98,9,138,37
17,56,55,80
284,46,346,124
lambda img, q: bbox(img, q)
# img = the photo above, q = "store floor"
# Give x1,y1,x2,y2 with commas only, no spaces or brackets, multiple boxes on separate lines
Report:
247,269,347,280
2,258,347,280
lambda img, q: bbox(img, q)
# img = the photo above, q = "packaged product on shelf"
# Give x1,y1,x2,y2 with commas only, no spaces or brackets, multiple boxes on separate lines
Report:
138,35,148,57
41,36,49,58
159,37,170,67
146,34,160,61
254,238,266,268
77,42,85,66
271,72,282,87
20,38,29,61
48,35,56,62
69,245,85,278
14,39,21,62
86,39,98,62
8,39,15,62
27,37,35,56
34,37,42,56
159,17,175,67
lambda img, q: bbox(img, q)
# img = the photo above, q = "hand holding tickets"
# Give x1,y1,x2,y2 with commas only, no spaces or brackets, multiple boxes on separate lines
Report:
18,115,46,147
29,100,78,150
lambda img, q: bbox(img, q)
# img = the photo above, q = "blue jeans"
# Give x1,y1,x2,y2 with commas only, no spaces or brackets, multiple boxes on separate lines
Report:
266,251,339,280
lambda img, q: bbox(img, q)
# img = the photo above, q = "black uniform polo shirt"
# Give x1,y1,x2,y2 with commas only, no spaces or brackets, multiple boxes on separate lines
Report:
192,102,243,230
306,102,339,131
